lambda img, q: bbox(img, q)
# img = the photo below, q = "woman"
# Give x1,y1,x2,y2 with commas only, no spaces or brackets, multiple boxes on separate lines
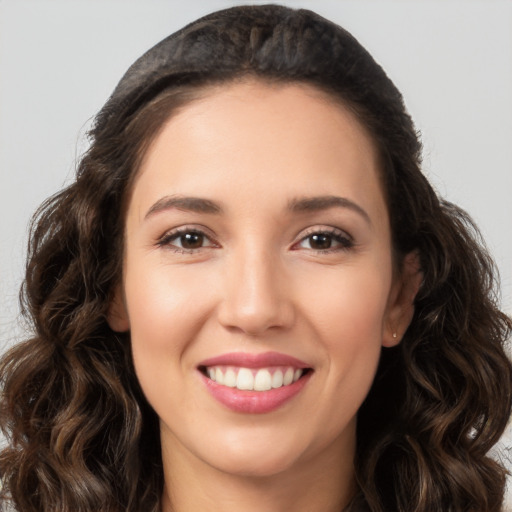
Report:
1,4,510,511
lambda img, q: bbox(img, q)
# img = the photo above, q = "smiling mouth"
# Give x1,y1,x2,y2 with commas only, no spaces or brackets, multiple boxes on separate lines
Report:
199,365,312,392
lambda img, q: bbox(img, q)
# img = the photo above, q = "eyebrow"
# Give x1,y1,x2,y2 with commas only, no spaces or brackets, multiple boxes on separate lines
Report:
144,194,371,225
288,195,372,226
145,195,223,219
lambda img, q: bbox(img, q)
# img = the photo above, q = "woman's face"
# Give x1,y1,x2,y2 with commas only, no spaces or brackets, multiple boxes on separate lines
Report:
109,81,414,479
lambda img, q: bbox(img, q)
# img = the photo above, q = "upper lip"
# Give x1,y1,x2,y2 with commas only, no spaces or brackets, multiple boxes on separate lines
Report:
198,351,311,369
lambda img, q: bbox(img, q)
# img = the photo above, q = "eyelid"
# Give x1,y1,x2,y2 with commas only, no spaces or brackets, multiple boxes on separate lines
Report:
291,225,354,252
156,225,219,252
155,224,354,253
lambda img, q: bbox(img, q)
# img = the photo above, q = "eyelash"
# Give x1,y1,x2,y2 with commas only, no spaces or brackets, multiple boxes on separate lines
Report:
292,227,354,253
157,226,354,254
157,227,218,253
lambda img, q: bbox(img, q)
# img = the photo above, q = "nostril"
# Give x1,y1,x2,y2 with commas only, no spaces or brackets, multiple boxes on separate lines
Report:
216,267,295,335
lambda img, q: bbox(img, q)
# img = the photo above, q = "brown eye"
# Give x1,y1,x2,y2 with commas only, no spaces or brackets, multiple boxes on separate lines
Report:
295,229,353,252
158,229,216,251
179,232,204,249
308,234,333,250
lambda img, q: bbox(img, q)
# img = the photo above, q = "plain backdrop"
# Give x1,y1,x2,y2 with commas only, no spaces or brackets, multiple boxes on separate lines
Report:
1,0,511,506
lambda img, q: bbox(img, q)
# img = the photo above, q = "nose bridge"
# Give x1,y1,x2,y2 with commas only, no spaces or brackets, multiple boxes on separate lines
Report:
218,240,293,335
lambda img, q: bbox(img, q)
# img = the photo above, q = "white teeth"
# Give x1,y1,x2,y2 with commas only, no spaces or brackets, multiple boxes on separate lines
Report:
224,368,237,388
271,370,284,389
236,368,254,390
254,369,272,391
215,367,224,385
205,365,307,391
283,368,294,386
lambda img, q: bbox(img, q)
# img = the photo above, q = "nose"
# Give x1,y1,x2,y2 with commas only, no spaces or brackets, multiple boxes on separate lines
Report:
217,246,295,336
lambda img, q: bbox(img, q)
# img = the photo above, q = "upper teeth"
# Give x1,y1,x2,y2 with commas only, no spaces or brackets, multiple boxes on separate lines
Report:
206,366,303,391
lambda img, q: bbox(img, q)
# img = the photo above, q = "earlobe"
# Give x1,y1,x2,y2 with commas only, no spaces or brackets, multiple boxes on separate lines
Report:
383,250,423,347
107,286,130,332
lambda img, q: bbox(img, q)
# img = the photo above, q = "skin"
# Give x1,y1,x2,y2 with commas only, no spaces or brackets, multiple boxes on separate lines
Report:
109,80,421,512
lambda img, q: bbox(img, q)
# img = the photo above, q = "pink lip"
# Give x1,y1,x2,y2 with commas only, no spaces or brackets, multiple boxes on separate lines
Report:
198,351,310,369
198,351,312,414
201,371,311,414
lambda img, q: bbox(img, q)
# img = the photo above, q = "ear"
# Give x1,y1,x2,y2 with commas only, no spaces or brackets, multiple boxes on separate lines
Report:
382,250,423,347
107,285,130,332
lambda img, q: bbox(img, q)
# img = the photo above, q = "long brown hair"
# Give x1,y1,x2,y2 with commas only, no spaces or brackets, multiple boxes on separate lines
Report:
1,5,511,511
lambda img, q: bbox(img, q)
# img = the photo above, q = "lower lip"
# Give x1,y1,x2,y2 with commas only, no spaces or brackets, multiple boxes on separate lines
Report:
201,372,311,414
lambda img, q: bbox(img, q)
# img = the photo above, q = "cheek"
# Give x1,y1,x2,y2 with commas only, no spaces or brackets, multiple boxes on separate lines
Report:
300,262,392,342
125,251,212,327
124,258,215,382
296,260,392,397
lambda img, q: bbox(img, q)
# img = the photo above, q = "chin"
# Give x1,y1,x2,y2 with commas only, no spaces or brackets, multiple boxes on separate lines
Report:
210,451,299,479
199,431,307,478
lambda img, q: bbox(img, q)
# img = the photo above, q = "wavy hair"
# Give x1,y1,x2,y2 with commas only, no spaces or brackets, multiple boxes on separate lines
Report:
1,5,511,511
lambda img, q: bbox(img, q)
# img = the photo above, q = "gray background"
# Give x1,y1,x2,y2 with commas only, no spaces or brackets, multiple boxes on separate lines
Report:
1,0,511,506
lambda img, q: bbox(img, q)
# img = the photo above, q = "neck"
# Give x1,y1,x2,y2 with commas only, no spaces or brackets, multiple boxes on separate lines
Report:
160,424,357,512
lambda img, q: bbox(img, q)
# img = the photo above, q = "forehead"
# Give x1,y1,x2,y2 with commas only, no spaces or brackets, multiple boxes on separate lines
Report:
129,80,387,226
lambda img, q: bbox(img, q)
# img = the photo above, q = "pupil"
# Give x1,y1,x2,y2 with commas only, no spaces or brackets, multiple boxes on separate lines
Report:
310,234,331,250
181,232,203,249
